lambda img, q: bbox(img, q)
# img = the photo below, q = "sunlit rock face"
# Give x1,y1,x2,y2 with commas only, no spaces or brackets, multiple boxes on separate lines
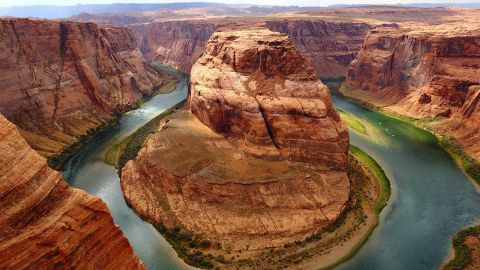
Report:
129,19,373,79
344,26,480,160
189,28,349,168
0,18,166,157
121,28,350,250
0,113,144,269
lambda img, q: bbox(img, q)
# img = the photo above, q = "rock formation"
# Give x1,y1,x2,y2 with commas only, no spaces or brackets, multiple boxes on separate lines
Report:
129,19,372,78
343,26,480,160
0,18,167,157
189,29,349,168
121,28,350,250
0,113,144,269
265,20,372,78
129,21,216,72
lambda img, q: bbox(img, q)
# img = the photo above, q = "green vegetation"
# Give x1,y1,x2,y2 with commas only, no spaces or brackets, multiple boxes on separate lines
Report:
439,137,480,185
48,118,118,170
156,224,222,269
48,62,182,171
106,100,185,171
349,145,390,213
320,76,346,83
321,76,346,95
338,110,367,135
444,225,480,270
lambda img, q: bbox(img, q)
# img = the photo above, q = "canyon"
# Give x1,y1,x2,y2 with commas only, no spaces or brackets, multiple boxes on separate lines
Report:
343,24,480,161
128,19,372,78
119,29,371,268
0,4,479,270
0,18,171,159
0,113,144,269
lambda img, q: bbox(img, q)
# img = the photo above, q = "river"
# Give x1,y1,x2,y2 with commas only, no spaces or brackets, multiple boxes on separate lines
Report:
62,76,195,270
62,76,480,270
333,97,480,270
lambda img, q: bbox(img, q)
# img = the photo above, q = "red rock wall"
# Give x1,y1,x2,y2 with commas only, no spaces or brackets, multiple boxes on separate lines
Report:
0,113,144,269
129,21,216,72
129,19,372,78
0,18,165,157
265,20,372,78
345,27,480,160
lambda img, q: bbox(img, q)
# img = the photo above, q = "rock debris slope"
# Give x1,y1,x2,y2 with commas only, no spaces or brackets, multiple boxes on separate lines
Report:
0,114,144,269
121,28,350,250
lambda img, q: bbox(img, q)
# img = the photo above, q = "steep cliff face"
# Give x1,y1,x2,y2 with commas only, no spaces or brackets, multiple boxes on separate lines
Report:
189,29,349,167
121,29,350,251
265,20,373,78
344,26,480,159
129,19,372,78
0,18,165,157
129,21,216,72
0,114,144,269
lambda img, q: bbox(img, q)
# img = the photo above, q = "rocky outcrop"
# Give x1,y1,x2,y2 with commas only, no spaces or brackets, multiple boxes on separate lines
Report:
121,29,350,251
265,20,372,78
0,18,167,157
344,26,480,160
189,29,349,168
0,113,144,269
129,19,372,78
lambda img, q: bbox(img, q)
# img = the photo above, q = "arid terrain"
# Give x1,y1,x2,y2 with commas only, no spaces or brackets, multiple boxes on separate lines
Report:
0,3,480,270
0,113,144,269
120,28,389,269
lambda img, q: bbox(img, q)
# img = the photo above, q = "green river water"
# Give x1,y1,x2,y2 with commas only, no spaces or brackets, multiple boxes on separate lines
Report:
62,78,480,269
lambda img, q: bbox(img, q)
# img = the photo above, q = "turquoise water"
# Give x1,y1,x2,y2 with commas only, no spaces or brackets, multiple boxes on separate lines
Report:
62,77,195,270
333,97,480,270
61,76,480,270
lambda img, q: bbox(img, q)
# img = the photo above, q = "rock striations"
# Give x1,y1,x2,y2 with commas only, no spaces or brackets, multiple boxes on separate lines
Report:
0,18,166,157
129,19,372,78
0,114,144,269
129,21,216,72
121,28,350,251
265,20,372,78
343,26,480,160
189,29,349,167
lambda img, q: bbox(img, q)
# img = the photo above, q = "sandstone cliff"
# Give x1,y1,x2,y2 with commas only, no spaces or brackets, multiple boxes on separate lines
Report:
129,21,216,72
265,20,372,78
0,113,144,269
344,26,480,160
129,19,372,78
121,29,350,251
0,18,166,157
189,29,349,167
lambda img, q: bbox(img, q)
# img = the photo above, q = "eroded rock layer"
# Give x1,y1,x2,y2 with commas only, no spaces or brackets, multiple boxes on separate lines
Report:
129,21,216,72
344,26,480,160
129,19,372,78
0,18,166,157
265,20,372,78
0,114,144,269
121,29,350,250
190,29,349,168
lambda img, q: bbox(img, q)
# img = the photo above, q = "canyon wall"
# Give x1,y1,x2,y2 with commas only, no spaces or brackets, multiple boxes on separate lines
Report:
129,19,372,78
265,20,372,78
121,29,350,251
0,113,144,269
344,26,480,160
0,18,166,157
129,21,216,72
